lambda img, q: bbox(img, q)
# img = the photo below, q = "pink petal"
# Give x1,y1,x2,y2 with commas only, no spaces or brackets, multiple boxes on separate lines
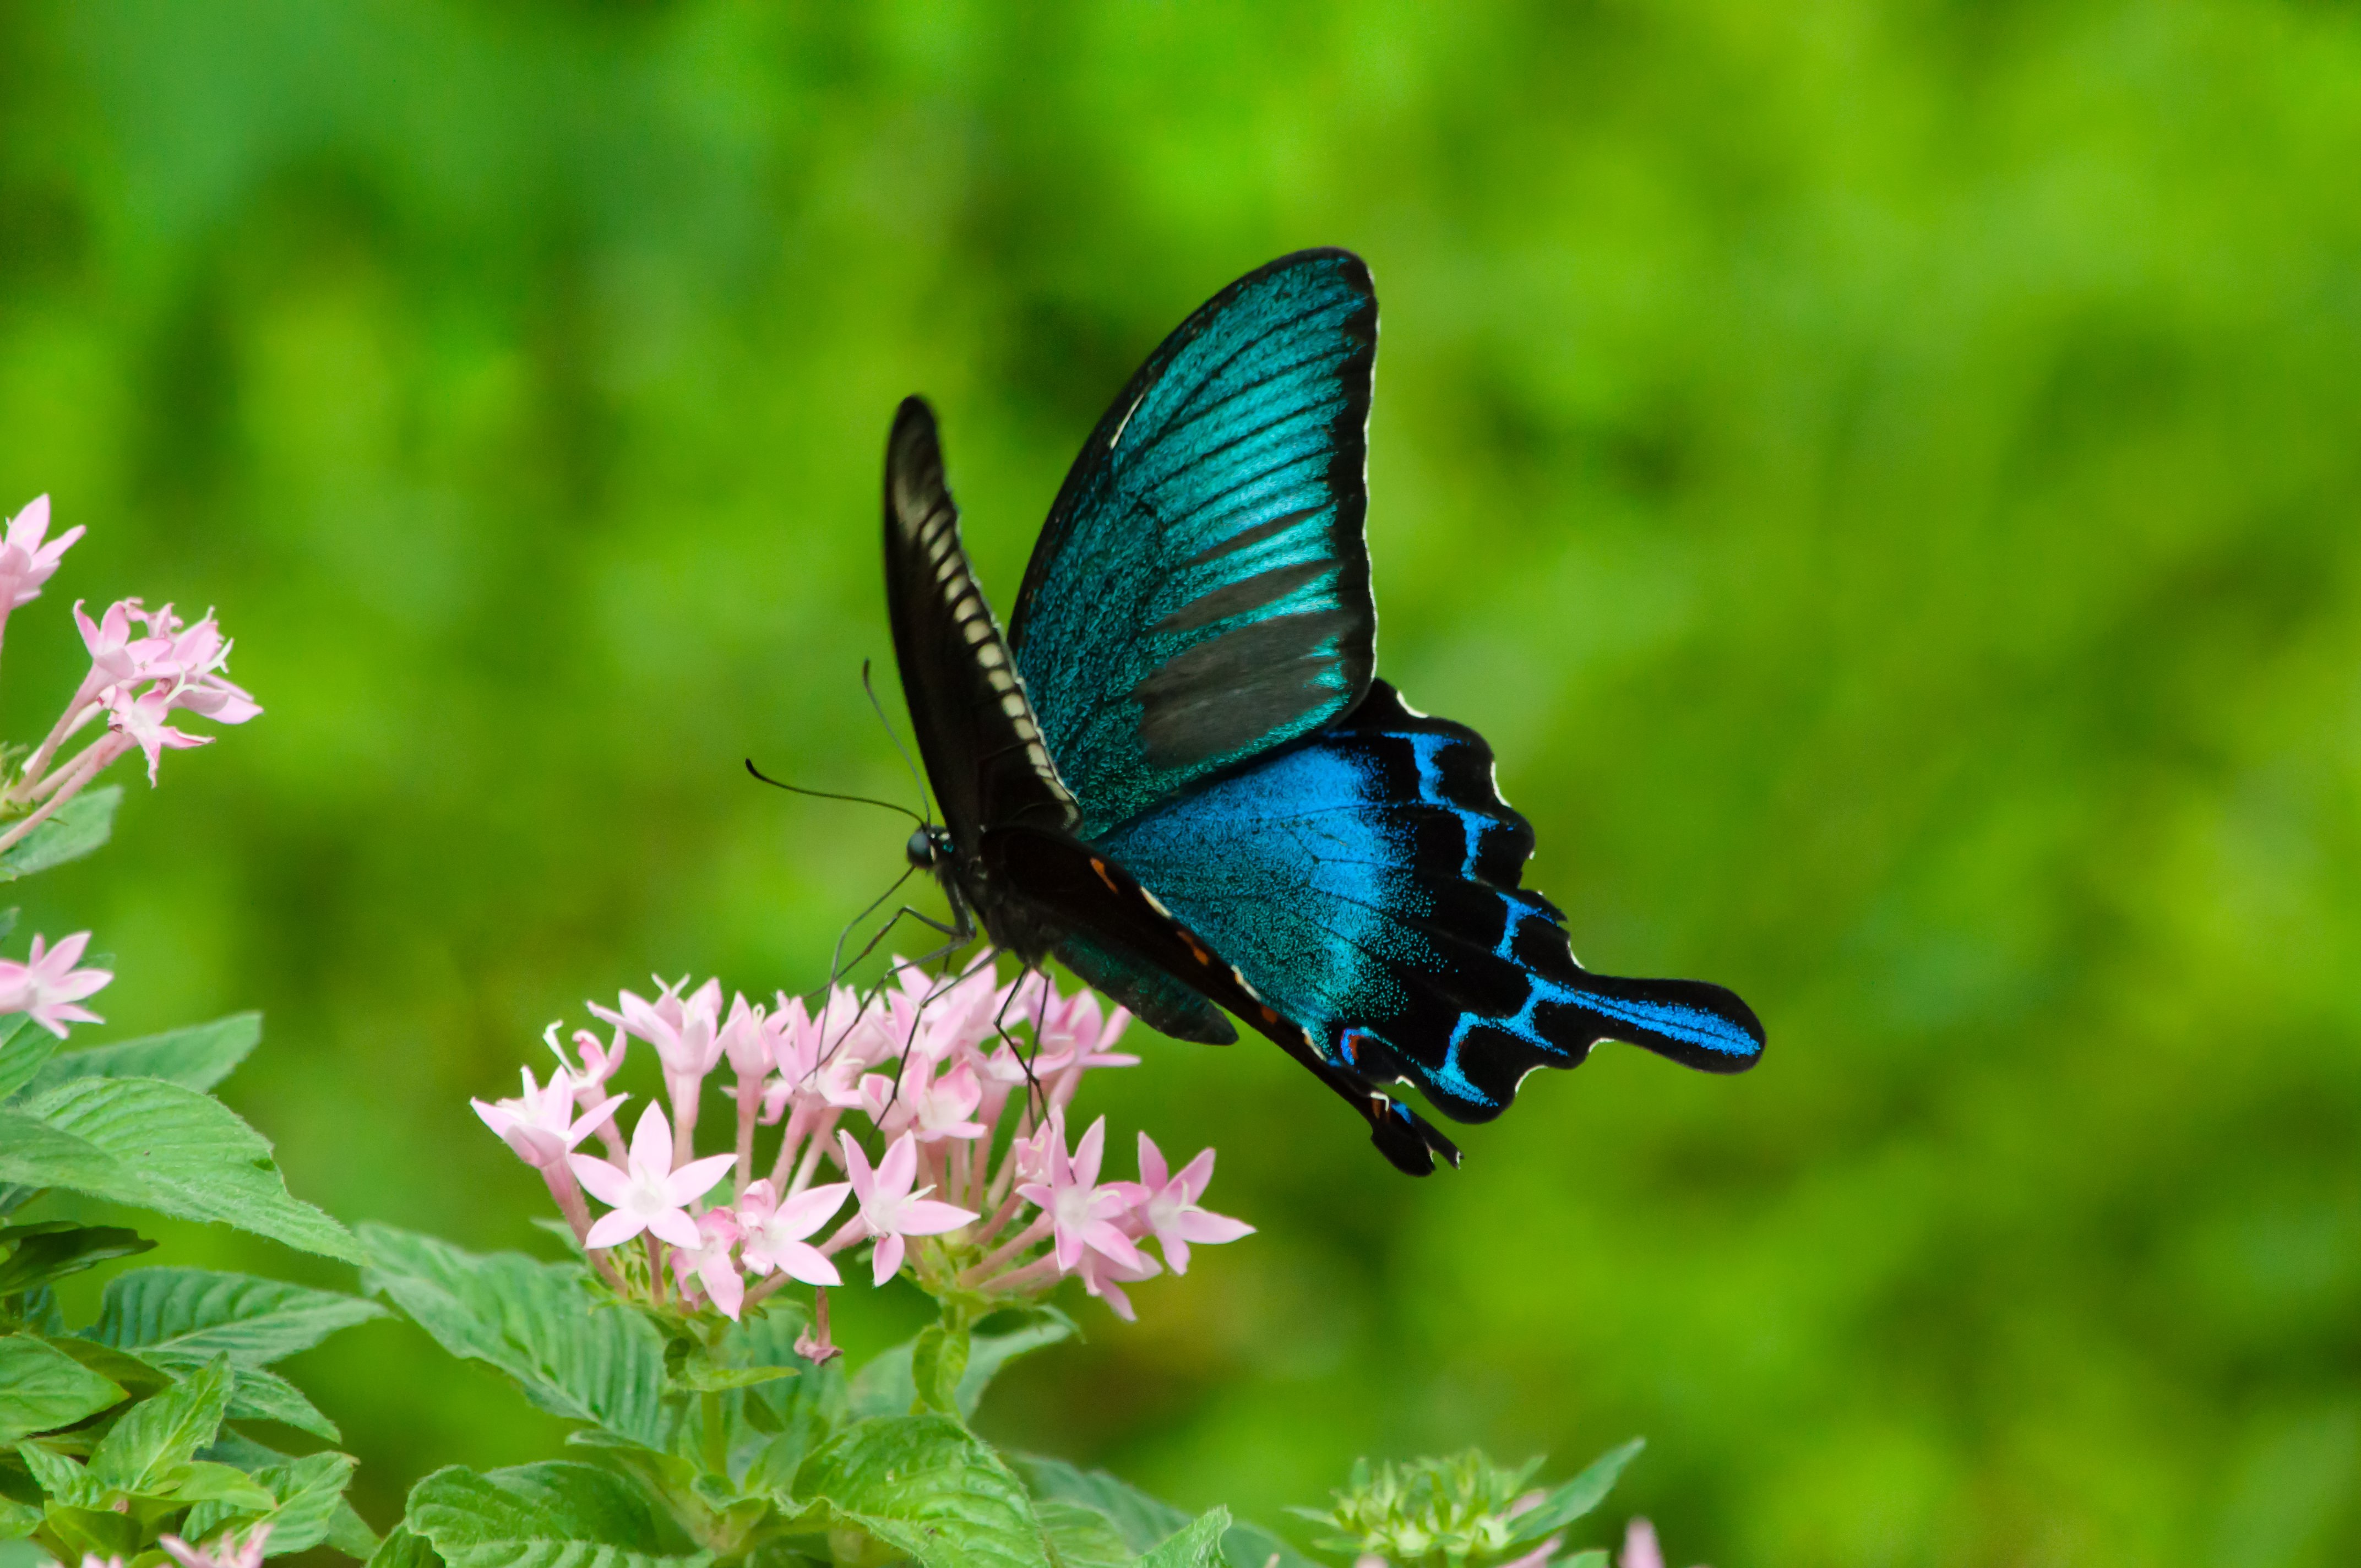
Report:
625,1104,672,1172
662,1152,737,1205
583,1210,647,1250
875,1133,920,1197
1081,1221,1147,1271
645,1207,703,1249
895,1198,978,1237
567,1154,635,1208
768,1239,841,1287
1173,1210,1254,1245
1071,1117,1106,1189
778,1182,852,1238
870,1232,905,1286
1136,1131,1169,1191
1169,1148,1217,1200
837,1131,876,1198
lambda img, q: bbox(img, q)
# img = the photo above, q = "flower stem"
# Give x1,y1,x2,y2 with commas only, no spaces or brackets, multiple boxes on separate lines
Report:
0,743,111,856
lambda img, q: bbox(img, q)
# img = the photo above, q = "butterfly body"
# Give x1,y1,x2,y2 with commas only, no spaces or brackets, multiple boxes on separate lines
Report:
879,249,1763,1174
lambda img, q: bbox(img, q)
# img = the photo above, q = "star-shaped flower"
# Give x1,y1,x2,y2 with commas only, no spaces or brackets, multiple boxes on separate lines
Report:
570,1103,735,1250
735,1177,852,1286
1134,1133,1253,1274
1018,1113,1147,1275
838,1130,976,1286
0,931,112,1039
472,1066,623,1170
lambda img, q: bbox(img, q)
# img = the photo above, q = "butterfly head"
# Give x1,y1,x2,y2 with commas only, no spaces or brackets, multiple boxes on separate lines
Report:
905,824,955,872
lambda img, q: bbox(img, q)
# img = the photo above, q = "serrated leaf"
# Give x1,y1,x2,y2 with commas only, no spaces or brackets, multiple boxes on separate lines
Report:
367,1523,443,1568
186,1450,357,1554
91,1267,386,1366
404,1462,707,1568
0,1334,125,1441
1138,1510,1228,1568
666,1364,792,1395
88,1354,233,1495
17,1079,361,1262
0,1108,121,1193
1036,1499,1134,1567
0,1019,52,1102
851,1314,1075,1423
17,1438,102,1507
1014,1457,1189,1554
329,1498,384,1560
0,786,121,880
1503,1439,1645,1547
0,1223,154,1297
797,1414,1049,1568
31,1014,263,1097
208,1362,342,1441
359,1226,668,1449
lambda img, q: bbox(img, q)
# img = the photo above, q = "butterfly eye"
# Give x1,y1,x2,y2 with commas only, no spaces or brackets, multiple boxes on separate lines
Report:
905,826,952,869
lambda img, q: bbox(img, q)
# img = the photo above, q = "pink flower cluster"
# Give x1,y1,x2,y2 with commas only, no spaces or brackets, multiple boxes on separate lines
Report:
0,495,256,1043
0,494,260,853
475,963,1252,1329
78,1525,272,1568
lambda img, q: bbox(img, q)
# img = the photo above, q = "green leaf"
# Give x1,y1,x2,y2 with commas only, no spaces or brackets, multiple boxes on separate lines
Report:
403,1462,707,1568
186,1450,358,1555
1558,1552,1609,1568
41,1501,138,1561
0,1494,41,1539
1036,1500,1135,1567
358,1225,669,1449
168,1458,280,1509
368,1524,445,1568
0,1333,125,1441
39,1333,173,1398
1502,1439,1645,1548
330,1498,385,1560
211,1362,342,1442
910,1326,968,1416
0,786,121,881
1013,1457,1189,1554
796,1414,1049,1568
91,1267,387,1365
1138,1510,1229,1568
1013,1460,1312,1568
850,1313,1075,1423
18,1439,104,1507
0,1019,52,1102
31,1014,263,1096
0,1108,121,1193
14,1080,361,1262
86,1354,234,1495
666,1364,793,1395
0,1223,155,1297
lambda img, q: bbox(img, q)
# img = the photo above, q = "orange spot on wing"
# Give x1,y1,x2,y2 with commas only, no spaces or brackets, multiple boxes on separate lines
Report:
1089,857,1119,894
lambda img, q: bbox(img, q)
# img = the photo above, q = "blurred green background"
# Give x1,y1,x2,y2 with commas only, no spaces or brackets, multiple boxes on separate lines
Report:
7,2,2361,1564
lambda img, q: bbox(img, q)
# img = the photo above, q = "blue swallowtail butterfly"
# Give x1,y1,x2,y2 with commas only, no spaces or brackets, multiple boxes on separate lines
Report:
882,248,1762,1175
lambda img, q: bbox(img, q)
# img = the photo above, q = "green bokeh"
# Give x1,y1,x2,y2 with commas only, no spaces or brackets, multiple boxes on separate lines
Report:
6,2,2361,1564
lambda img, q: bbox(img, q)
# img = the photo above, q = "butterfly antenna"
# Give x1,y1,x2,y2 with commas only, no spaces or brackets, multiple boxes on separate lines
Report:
862,658,934,824
743,760,926,825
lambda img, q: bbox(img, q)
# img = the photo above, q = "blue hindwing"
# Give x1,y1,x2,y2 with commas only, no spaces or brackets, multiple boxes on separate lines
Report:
1091,682,1765,1122
1008,249,1378,837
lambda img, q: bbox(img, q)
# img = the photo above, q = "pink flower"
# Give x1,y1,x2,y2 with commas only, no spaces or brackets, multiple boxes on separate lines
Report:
0,932,112,1038
471,1066,623,1169
570,1103,735,1250
1017,1113,1148,1274
546,1020,628,1095
591,975,726,1083
669,1207,746,1319
74,598,175,694
838,1130,977,1286
103,684,209,785
1618,1517,1701,1568
1133,1133,1253,1274
0,496,82,611
859,1055,988,1143
159,1526,270,1568
1074,1235,1161,1322
735,1177,852,1286
719,992,773,1078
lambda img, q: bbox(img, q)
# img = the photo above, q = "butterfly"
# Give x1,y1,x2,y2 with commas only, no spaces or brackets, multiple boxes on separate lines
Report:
882,248,1763,1175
